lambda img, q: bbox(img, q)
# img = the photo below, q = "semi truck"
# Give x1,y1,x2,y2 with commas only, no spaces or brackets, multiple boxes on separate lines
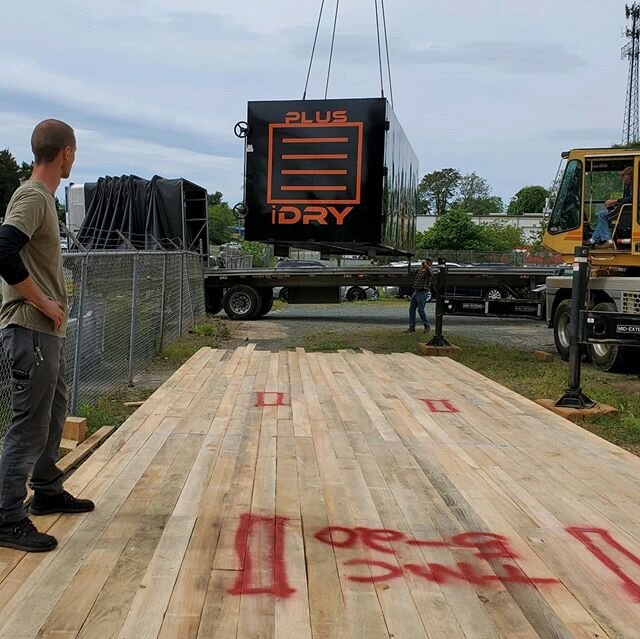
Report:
543,147,640,371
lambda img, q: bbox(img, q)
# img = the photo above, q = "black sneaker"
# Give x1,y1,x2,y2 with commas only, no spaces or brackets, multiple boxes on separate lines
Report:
424,325,431,333
30,490,95,516
404,328,416,333
0,517,57,552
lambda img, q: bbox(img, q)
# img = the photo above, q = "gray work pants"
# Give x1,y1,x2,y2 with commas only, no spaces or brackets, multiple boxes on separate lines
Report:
0,326,66,523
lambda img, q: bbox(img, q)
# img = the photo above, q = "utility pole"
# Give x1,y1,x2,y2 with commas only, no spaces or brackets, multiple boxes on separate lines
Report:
622,3,640,144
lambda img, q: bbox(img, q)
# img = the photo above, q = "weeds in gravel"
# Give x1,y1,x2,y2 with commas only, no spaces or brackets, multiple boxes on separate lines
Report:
301,327,640,455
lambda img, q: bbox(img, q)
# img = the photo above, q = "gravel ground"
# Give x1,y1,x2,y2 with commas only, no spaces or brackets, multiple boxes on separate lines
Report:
226,300,556,352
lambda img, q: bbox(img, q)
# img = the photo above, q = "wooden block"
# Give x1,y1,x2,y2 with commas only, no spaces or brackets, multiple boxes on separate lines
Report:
59,426,116,474
416,343,461,357
123,401,145,408
60,438,79,452
535,398,619,422
534,351,553,362
63,416,88,443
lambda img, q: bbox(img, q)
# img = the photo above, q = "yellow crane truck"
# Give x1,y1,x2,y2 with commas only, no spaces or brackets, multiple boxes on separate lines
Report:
544,147,640,371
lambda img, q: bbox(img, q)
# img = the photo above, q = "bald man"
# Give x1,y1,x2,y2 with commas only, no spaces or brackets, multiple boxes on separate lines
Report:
0,119,94,553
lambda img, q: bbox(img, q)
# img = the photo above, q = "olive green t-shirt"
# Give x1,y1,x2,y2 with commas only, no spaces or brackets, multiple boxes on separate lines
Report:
0,179,67,337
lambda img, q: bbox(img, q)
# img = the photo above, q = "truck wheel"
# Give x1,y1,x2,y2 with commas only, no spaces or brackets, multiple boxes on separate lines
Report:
205,288,223,316
256,288,274,318
587,302,631,372
553,299,572,361
346,287,366,301
486,287,504,300
223,285,262,320
278,288,289,302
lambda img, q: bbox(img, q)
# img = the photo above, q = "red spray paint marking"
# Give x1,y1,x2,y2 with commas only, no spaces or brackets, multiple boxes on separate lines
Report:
227,514,295,598
420,399,459,413
567,527,640,602
343,560,557,586
255,392,287,407
315,526,518,560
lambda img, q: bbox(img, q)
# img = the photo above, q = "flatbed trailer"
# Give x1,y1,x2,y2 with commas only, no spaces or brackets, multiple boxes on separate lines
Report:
203,265,555,320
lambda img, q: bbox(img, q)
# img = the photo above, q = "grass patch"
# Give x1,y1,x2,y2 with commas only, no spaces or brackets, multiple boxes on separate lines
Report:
77,386,153,434
300,327,640,455
159,318,231,367
272,300,286,312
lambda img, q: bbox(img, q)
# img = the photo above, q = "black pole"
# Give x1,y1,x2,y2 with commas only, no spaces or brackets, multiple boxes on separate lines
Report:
555,246,595,409
427,258,452,347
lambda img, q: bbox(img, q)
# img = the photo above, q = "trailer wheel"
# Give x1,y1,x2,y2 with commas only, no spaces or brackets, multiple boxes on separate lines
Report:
223,285,262,320
587,302,632,372
278,288,289,302
553,299,572,361
205,288,223,316
346,287,366,302
256,288,274,318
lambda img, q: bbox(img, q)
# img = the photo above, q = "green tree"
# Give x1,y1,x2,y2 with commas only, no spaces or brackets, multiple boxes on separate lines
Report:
417,209,484,250
208,197,236,245
416,210,525,251
18,161,33,182
507,185,549,215
0,149,20,216
207,190,224,207
454,172,502,213
477,222,525,251
417,168,461,216
240,240,269,267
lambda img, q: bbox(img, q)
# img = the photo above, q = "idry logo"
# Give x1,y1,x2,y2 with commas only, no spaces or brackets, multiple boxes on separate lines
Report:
272,206,353,225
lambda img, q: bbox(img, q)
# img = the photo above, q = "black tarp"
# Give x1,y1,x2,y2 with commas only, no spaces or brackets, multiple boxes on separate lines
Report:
77,175,208,253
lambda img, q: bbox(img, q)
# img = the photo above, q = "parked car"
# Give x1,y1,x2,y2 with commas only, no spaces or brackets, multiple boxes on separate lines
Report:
273,260,378,302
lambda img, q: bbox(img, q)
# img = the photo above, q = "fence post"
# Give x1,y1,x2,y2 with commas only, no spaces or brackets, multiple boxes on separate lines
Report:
158,253,168,353
70,254,89,414
185,254,195,327
178,252,185,337
128,254,140,386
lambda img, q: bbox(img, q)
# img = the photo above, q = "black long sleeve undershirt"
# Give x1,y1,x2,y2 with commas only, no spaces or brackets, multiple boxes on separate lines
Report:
0,224,30,285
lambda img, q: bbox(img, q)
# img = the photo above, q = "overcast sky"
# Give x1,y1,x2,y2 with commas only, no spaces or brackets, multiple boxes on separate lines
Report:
0,0,630,208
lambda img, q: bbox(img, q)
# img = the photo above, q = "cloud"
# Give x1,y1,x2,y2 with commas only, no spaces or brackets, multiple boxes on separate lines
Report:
294,35,588,75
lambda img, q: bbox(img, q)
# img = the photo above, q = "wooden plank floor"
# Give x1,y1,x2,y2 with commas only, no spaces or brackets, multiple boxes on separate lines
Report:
1,346,640,638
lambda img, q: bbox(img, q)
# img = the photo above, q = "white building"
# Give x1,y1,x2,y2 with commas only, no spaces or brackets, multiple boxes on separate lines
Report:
416,212,545,241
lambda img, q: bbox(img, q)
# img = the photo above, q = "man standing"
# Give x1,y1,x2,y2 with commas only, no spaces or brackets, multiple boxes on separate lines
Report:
406,258,432,333
0,119,94,553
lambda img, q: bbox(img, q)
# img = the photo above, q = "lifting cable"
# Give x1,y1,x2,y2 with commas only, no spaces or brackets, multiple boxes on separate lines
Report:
303,0,394,103
303,0,326,99
380,0,394,107
374,0,385,99
325,0,341,99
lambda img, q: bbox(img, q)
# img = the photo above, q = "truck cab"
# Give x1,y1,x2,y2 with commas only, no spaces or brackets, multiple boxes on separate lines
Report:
543,148,640,371
544,148,640,267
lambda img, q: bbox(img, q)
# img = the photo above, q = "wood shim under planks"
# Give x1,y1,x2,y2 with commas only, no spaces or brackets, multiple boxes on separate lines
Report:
1,346,640,638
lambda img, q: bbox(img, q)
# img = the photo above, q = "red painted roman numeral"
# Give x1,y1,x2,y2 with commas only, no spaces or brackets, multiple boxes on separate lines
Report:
420,399,459,413
228,514,295,598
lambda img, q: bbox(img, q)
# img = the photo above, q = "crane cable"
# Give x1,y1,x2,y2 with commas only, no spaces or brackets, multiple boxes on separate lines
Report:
380,0,394,107
303,0,326,99
374,0,385,99
303,0,394,103
324,0,341,99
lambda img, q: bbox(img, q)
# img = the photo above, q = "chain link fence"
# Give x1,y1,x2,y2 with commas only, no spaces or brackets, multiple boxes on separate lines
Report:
0,250,206,440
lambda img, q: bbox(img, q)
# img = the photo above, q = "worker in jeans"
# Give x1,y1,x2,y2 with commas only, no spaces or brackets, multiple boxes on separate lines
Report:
588,166,633,247
406,259,432,333
0,119,94,553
